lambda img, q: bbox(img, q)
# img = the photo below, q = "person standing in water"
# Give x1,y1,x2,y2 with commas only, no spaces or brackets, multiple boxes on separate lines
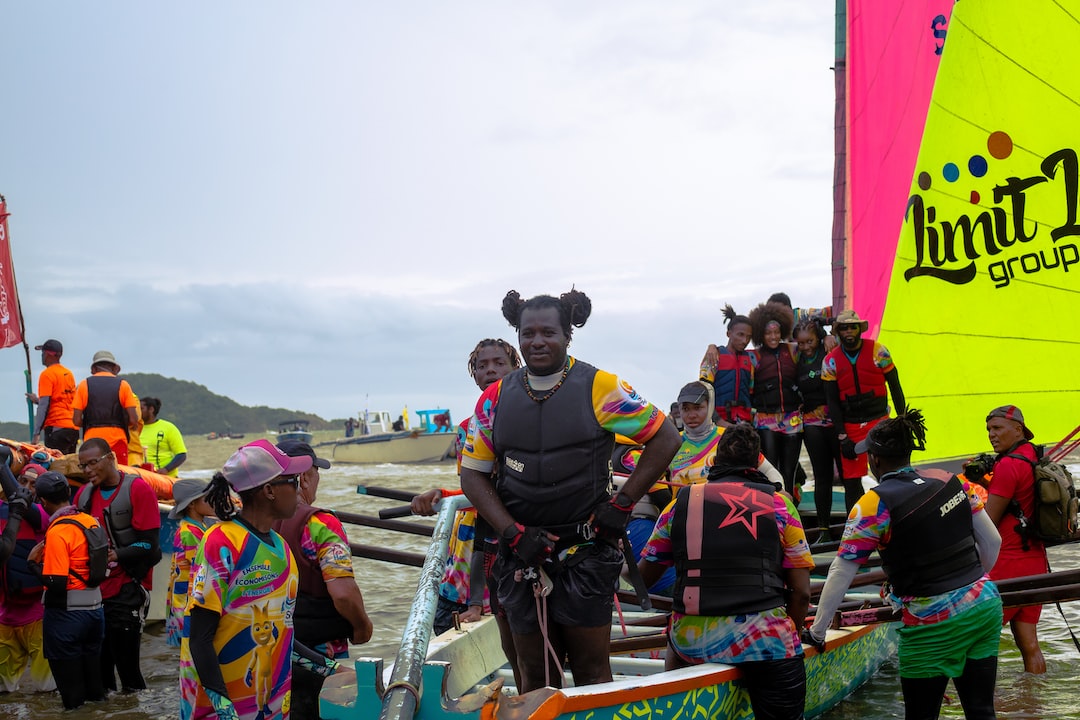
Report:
461,288,681,693
165,479,212,648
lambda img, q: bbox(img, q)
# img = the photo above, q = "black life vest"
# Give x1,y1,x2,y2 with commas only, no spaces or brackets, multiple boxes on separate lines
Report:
75,473,161,581
752,347,798,413
874,469,984,597
795,347,827,410
493,361,615,528
83,375,130,436
274,503,354,645
670,474,786,616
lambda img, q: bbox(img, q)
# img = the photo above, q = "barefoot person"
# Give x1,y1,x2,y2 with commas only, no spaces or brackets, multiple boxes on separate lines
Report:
460,288,681,692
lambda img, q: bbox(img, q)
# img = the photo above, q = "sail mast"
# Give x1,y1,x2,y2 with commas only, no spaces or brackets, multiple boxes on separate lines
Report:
830,0,848,312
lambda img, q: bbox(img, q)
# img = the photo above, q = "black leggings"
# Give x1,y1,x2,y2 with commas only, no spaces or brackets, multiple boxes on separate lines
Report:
101,584,148,691
50,656,106,709
899,655,998,720
739,655,806,720
757,429,803,499
803,423,841,527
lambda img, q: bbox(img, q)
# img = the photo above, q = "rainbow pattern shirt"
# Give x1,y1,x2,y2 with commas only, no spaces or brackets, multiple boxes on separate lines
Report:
295,510,356,658
668,427,768,487
167,517,209,647
642,490,814,664
438,509,490,610
179,519,298,720
838,475,999,625
462,357,667,472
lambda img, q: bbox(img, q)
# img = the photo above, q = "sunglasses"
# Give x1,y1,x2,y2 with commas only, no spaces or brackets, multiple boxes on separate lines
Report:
268,475,300,490
77,452,114,471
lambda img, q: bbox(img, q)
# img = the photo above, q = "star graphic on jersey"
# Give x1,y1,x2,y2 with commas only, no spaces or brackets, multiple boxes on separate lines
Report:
716,485,774,539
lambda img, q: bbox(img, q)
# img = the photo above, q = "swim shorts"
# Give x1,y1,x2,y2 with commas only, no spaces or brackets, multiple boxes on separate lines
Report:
897,595,1003,679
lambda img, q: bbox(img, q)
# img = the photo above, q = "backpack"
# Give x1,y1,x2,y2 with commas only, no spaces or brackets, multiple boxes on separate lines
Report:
54,517,110,587
1007,447,1080,542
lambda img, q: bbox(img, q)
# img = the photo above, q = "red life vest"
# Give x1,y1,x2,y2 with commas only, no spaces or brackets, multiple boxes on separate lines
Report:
825,342,888,423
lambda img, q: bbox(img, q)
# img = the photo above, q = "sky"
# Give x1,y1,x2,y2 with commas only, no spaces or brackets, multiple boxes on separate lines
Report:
1,2,836,432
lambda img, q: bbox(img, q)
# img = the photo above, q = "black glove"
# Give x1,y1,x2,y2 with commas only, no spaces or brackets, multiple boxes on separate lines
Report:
7,486,33,518
504,524,556,567
0,445,12,468
840,437,858,460
800,627,826,653
591,492,634,539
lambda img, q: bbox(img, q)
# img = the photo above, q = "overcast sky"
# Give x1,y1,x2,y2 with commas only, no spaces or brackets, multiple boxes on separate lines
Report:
1,2,836,432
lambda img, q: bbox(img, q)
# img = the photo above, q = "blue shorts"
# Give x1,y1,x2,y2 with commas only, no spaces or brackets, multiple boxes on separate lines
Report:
42,607,105,661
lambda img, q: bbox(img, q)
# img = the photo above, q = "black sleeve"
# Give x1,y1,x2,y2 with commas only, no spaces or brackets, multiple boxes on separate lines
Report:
42,574,69,609
189,606,229,697
825,381,845,430
0,511,20,564
885,368,905,416
114,526,161,570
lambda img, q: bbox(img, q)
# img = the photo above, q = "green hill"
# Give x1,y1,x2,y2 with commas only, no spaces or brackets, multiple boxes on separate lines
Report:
5,373,336,438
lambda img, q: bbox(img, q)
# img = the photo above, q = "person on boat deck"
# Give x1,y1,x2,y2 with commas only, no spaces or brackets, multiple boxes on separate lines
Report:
26,471,106,711
72,437,161,693
273,440,373,720
0,453,55,695
793,317,842,542
638,423,812,720
821,309,905,512
808,411,1002,720
165,478,213,648
699,304,754,427
461,288,681,693
26,338,79,454
180,440,349,720
748,301,804,500
72,351,139,465
139,397,188,477
982,405,1048,675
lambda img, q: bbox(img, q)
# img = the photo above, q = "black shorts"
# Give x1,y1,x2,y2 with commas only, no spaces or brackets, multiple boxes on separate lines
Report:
495,542,623,636
43,607,105,660
43,426,80,455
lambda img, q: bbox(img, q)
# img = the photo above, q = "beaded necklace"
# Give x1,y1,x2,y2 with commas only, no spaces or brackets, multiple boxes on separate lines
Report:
523,358,571,403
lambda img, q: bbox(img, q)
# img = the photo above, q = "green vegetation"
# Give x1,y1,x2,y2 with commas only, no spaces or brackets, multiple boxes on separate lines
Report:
6,373,340,438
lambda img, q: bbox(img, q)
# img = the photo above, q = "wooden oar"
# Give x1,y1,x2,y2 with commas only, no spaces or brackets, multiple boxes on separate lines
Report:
379,505,417,520
610,632,667,654
349,543,426,567
355,485,420,502
335,509,434,537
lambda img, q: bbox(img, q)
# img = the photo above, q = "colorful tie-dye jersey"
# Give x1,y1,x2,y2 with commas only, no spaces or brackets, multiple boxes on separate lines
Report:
296,510,356,658
179,520,297,720
837,475,999,625
462,358,667,472
167,517,208,647
642,489,813,663
668,427,769,487
438,509,490,610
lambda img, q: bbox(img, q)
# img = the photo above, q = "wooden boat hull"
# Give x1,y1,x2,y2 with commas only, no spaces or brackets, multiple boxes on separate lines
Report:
323,616,897,720
329,432,454,464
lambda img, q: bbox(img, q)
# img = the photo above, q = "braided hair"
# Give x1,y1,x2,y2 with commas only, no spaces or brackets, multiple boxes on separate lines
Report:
793,316,827,343
205,472,240,520
865,409,928,458
501,287,592,338
748,301,795,347
466,339,521,378
721,303,751,329
715,422,761,467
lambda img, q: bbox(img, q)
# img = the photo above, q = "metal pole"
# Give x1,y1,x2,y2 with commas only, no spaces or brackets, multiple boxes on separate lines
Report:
379,494,470,720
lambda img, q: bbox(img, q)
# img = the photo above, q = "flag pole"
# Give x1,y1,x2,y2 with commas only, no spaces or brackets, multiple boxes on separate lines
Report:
0,194,34,441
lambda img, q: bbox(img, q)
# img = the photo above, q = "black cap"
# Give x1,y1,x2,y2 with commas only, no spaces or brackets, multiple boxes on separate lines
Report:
34,471,71,502
276,440,331,469
677,381,709,405
34,339,63,354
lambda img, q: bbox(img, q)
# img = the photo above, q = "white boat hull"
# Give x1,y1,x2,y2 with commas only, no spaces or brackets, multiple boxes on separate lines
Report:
330,432,454,464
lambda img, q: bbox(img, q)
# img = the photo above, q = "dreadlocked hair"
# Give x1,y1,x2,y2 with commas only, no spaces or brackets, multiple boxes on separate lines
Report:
793,316,827,342
748,301,795,347
867,408,928,457
501,287,592,338
205,472,240,520
721,303,751,329
715,422,761,467
466,338,521,378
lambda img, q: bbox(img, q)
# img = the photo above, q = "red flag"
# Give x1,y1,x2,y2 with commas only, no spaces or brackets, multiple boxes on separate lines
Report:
0,196,26,349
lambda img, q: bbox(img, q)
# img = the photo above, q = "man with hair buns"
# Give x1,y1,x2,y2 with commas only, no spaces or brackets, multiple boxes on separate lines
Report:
821,309,906,511
272,440,372,720
808,410,1002,720
982,405,1048,674
72,350,139,464
26,339,79,454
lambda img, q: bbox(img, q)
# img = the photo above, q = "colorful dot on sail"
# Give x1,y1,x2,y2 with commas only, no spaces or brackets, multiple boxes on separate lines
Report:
968,155,988,177
988,131,1013,159
918,172,932,191
970,190,980,204
943,163,960,182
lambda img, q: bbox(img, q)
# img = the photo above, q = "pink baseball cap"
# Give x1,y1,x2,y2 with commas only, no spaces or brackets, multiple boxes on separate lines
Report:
222,439,313,492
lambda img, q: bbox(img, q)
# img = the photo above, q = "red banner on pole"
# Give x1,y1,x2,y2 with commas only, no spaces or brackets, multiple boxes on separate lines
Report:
0,196,26,349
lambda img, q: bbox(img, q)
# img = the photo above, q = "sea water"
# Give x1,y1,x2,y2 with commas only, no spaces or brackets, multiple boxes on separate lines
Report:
1,462,1077,719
